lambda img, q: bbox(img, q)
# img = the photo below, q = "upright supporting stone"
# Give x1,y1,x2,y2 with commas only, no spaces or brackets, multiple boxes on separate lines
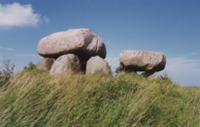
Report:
36,58,55,71
50,54,82,76
86,56,112,75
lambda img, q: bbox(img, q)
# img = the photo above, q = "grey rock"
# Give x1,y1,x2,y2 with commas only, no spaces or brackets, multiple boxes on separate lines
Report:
37,29,106,60
86,56,112,75
148,73,163,80
50,54,82,76
119,50,166,72
36,58,55,71
142,72,163,80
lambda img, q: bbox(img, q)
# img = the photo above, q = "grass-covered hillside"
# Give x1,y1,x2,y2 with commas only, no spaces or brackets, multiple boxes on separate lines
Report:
0,67,200,126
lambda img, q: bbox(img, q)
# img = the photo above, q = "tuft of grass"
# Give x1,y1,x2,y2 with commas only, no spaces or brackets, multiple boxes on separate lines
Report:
0,70,200,126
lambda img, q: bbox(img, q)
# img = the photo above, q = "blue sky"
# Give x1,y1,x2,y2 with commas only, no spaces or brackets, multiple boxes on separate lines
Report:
0,0,200,86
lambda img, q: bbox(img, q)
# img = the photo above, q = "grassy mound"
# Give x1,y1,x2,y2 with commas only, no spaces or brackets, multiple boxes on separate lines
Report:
0,69,200,126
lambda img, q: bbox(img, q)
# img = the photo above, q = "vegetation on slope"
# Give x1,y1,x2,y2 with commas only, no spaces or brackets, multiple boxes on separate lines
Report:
0,65,200,126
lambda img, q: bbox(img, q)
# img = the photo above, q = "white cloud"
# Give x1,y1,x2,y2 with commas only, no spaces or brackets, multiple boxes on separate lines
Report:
14,54,42,59
0,46,15,51
0,2,48,29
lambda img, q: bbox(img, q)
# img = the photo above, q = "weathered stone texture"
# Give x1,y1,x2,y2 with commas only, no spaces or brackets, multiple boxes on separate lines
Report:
36,58,55,71
119,50,166,72
37,29,106,60
50,54,82,76
86,56,112,75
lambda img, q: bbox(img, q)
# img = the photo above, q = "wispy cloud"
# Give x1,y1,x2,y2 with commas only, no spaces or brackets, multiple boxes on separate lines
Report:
0,2,49,29
14,54,42,59
0,46,15,51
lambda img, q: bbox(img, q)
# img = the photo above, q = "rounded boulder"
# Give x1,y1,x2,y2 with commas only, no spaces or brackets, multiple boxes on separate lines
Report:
36,58,55,71
50,54,82,76
86,56,112,75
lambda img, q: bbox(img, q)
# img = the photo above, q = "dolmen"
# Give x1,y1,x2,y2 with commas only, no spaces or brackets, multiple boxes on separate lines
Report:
36,28,112,76
119,50,166,79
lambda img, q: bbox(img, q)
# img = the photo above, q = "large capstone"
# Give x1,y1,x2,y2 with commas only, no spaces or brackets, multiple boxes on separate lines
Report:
37,29,106,60
119,50,166,72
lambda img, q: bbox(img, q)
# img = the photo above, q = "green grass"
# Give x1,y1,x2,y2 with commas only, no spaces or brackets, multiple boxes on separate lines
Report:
0,69,200,126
